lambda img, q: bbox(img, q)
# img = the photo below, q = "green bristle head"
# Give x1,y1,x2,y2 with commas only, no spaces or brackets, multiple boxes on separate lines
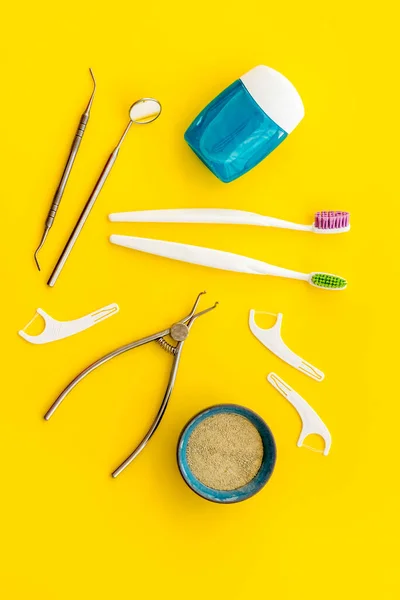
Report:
311,272,347,289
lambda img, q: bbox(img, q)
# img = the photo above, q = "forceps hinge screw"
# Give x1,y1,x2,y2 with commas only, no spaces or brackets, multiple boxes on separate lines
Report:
170,323,189,342
157,322,189,354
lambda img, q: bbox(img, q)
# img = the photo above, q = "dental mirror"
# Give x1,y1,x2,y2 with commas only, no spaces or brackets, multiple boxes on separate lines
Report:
129,98,162,124
47,97,162,287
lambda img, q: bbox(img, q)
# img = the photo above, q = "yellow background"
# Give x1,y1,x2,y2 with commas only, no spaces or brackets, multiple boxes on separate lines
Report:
1,1,399,598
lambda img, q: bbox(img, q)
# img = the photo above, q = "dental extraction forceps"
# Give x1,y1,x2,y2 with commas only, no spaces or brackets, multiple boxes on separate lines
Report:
44,292,218,477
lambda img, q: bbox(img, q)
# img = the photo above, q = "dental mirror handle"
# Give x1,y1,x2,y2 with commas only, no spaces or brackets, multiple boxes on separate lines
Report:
47,146,121,287
34,69,96,271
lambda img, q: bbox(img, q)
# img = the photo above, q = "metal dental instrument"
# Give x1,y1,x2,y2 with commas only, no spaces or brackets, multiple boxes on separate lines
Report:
44,291,217,477
47,97,162,287
34,68,97,271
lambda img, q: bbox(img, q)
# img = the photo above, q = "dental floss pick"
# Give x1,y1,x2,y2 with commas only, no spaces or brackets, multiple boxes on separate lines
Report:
18,303,119,344
267,373,331,455
249,311,325,381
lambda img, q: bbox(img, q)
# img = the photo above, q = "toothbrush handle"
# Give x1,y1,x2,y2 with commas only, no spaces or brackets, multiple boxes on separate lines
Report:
109,235,309,282
239,261,309,281
109,208,311,231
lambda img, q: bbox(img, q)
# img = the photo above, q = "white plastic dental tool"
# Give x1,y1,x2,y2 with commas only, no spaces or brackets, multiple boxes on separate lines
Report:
267,373,331,455
109,208,350,234
249,311,324,381
18,303,119,345
109,236,347,291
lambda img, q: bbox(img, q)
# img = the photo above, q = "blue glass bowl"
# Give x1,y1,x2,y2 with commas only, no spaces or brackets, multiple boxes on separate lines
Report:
177,404,276,503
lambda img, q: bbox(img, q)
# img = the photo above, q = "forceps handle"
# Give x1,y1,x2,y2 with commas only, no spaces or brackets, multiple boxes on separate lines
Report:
112,344,183,477
45,113,89,229
43,328,170,421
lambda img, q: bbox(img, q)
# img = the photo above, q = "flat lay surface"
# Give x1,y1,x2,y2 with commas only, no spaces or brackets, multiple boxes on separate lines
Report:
1,1,398,598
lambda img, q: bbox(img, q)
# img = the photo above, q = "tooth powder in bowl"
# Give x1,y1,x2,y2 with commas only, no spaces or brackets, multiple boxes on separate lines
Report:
177,404,276,503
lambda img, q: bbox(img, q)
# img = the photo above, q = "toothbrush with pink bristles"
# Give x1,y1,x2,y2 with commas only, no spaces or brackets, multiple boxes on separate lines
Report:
109,208,350,234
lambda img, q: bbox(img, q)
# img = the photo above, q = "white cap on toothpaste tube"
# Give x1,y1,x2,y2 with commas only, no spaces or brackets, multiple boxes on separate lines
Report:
240,65,304,134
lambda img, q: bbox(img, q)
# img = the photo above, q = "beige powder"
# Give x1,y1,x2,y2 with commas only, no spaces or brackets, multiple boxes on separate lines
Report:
186,413,264,491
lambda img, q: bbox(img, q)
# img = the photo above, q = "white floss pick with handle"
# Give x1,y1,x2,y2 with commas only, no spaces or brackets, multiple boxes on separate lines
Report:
18,303,119,345
267,373,331,455
249,311,324,381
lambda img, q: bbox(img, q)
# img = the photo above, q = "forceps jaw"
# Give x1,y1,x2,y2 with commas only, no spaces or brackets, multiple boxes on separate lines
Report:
187,302,219,328
178,291,219,329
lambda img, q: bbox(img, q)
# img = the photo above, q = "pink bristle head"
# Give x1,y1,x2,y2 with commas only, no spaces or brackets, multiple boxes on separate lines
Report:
314,211,350,230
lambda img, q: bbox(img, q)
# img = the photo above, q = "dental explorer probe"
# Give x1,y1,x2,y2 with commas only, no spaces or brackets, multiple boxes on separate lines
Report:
34,69,97,271
47,98,162,287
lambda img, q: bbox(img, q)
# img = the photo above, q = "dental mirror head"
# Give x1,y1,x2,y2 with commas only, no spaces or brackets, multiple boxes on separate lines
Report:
129,98,162,124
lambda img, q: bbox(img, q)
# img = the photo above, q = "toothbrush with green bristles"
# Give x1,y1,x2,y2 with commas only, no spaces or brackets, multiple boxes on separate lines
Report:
109,235,347,290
